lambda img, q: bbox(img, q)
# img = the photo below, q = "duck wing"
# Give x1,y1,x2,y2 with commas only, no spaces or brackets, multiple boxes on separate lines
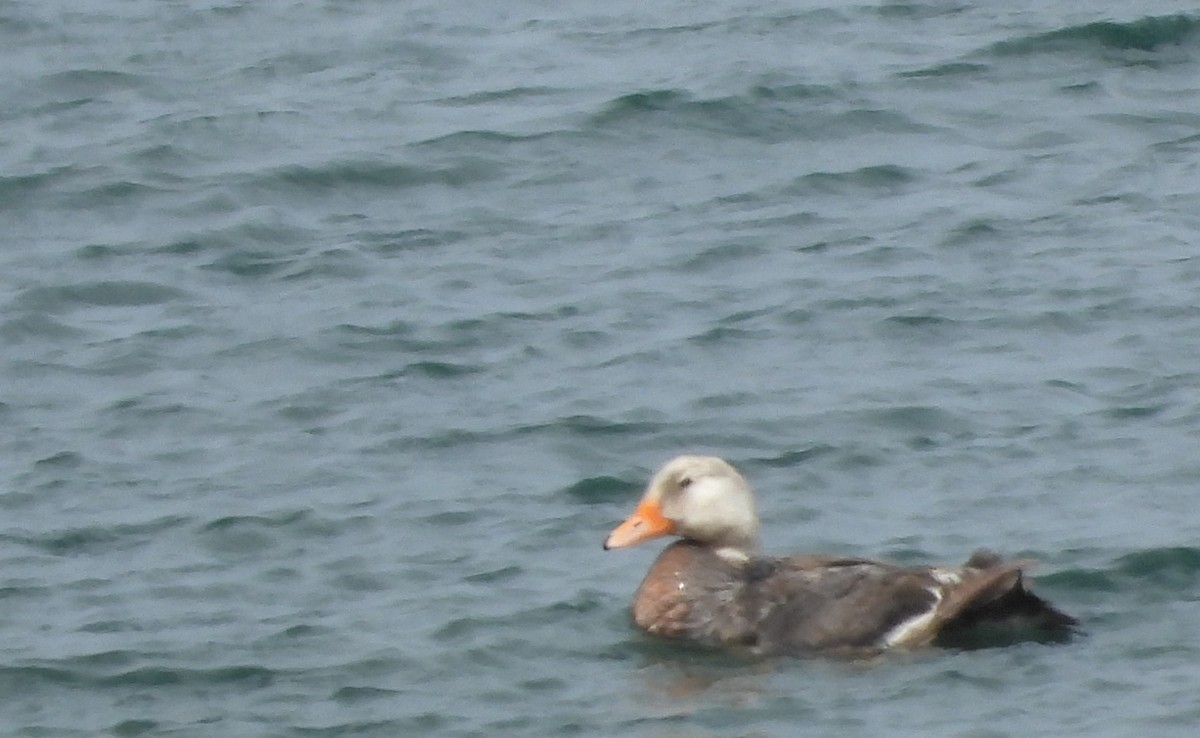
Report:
743,552,1075,654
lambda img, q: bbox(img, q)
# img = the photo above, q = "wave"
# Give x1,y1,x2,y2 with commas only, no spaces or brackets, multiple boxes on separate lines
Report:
11,280,188,312
361,413,670,457
590,88,786,139
1042,546,1200,600
432,588,606,644
259,158,504,194
563,474,636,505
0,169,70,208
898,14,1200,80
589,87,929,142
785,164,918,196
0,661,275,690
2,515,191,557
988,14,1200,59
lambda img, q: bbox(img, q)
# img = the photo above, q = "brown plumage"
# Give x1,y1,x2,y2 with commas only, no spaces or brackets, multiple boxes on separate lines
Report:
604,455,1076,655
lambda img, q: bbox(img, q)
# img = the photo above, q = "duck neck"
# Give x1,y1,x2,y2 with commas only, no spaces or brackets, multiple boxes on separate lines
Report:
710,532,761,565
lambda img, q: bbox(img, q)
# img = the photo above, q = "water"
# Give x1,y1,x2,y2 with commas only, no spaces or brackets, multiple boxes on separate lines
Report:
3,1,1200,735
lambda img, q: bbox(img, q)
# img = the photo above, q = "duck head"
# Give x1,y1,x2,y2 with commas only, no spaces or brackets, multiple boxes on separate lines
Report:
603,455,761,554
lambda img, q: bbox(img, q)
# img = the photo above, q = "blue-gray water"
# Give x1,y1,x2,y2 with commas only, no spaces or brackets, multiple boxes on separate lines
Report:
3,1,1200,735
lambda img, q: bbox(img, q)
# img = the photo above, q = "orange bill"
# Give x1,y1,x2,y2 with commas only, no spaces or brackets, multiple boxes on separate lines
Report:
604,498,675,549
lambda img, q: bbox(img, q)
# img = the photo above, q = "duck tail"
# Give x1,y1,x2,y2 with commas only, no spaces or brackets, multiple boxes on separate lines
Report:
935,550,1078,648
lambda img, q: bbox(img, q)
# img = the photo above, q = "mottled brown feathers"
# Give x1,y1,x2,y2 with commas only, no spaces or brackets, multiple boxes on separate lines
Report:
628,541,1076,655
608,456,1076,655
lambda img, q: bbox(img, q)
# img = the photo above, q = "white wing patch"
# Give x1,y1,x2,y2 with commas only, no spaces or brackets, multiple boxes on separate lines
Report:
715,546,751,564
881,586,943,648
931,568,962,586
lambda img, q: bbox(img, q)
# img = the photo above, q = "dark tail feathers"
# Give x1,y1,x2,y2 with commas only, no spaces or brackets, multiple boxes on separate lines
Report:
936,550,1078,649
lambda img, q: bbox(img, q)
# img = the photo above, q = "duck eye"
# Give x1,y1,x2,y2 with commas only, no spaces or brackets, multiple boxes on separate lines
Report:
678,476,693,489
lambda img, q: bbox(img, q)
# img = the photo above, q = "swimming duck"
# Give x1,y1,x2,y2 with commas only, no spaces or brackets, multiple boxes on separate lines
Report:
604,455,1076,655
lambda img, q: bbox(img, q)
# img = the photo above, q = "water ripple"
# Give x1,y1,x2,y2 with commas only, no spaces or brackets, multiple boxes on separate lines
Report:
991,14,1200,58
3,516,191,557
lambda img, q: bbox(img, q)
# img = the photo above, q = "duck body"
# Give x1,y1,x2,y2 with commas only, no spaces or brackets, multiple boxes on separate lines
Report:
606,456,1076,655
629,540,1073,654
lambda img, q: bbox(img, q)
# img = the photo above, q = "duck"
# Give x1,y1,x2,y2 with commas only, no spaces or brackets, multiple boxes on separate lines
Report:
604,455,1077,655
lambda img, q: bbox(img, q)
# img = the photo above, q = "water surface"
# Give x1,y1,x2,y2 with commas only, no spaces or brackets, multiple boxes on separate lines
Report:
3,1,1200,736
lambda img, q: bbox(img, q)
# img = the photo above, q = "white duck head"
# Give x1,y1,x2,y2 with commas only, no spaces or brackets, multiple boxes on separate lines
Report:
603,455,761,554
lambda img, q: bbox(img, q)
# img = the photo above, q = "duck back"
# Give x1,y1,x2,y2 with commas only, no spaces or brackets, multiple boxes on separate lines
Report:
629,541,1076,655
